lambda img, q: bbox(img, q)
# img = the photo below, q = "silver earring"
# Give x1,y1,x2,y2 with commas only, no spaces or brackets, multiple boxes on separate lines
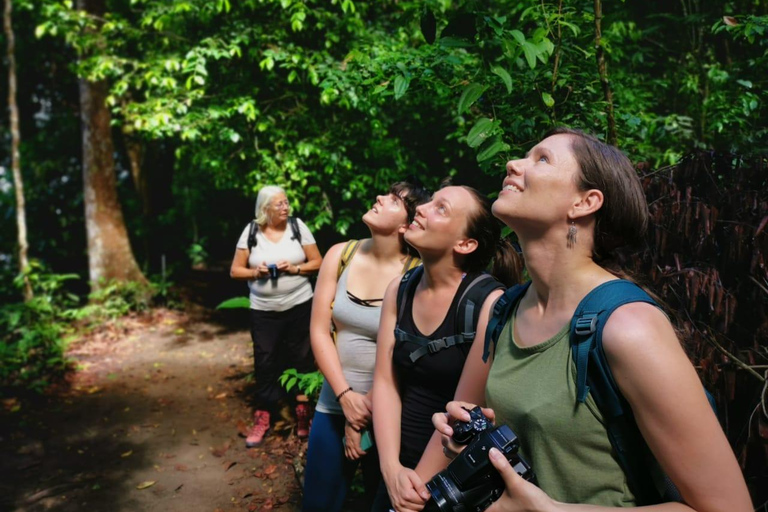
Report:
567,221,577,248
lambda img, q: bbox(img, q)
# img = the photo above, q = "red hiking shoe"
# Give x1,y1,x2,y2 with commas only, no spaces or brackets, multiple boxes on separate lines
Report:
245,410,270,448
295,403,310,439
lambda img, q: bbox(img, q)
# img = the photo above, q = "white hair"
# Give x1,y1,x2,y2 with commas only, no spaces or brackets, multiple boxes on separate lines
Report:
254,185,291,226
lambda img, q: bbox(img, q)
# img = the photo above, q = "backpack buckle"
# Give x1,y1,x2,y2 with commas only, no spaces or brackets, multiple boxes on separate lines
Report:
574,313,598,336
428,338,448,354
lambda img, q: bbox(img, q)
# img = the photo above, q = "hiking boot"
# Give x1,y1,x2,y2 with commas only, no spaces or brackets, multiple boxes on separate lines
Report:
245,410,270,448
295,403,310,439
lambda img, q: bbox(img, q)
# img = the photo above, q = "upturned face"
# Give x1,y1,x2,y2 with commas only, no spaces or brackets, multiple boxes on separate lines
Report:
492,134,582,230
362,192,409,233
404,186,477,256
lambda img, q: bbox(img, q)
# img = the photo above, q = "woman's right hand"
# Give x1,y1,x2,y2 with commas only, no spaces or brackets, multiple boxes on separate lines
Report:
343,421,367,461
383,465,430,512
339,390,372,431
433,401,496,460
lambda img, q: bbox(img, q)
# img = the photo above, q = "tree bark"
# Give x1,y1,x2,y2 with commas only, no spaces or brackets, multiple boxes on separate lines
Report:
78,0,146,289
4,0,32,301
594,0,617,146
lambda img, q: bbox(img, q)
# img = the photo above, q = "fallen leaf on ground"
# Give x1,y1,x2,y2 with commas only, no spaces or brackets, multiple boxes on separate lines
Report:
121,450,133,458
264,465,277,475
136,481,156,490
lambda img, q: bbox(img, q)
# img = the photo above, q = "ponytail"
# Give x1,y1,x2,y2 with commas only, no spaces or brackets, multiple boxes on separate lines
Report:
491,238,525,288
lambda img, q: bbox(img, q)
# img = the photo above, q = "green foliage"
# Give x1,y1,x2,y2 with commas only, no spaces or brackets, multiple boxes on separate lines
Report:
216,297,250,310
278,368,324,400
65,279,154,324
187,239,208,268
0,262,78,391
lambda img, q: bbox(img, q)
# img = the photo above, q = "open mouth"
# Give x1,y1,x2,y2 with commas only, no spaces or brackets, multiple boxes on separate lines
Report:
410,219,425,230
503,183,522,193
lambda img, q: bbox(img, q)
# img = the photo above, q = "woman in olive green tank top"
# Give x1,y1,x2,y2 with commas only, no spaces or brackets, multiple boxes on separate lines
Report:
432,129,751,512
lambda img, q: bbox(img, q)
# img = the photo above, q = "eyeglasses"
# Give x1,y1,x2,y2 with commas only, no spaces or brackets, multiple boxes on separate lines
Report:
271,200,290,209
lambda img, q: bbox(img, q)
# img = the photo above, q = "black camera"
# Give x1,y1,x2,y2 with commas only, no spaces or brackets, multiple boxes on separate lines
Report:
425,407,535,512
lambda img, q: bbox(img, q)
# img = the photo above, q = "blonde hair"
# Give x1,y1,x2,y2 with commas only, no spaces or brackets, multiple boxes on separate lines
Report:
254,185,291,226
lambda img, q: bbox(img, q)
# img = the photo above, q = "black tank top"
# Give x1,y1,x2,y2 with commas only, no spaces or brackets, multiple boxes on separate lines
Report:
393,271,492,469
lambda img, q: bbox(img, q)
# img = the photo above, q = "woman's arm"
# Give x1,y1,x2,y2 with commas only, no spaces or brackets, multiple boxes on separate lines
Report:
483,303,752,512
310,243,371,430
230,248,266,281
416,289,503,480
373,277,430,512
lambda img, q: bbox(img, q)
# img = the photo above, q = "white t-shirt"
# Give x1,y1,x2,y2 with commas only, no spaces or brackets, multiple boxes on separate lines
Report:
236,218,316,312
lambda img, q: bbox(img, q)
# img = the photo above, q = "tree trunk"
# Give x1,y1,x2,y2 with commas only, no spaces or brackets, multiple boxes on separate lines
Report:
78,0,146,289
594,0,617,146
4,0,32,301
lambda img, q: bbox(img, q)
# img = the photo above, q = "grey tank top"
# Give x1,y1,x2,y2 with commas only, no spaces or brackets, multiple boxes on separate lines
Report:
315,265,382,415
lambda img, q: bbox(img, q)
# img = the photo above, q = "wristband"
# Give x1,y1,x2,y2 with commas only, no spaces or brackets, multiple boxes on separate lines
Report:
296,265,301,275
336,386,353,401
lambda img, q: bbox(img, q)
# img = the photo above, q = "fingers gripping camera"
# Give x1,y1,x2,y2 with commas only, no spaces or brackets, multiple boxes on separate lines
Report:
425,407,535,512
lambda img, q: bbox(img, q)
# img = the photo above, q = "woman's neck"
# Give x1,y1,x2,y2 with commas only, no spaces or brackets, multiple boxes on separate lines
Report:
520,232,613,311
265,218,287,231
368,231,406,262
418,252,465,290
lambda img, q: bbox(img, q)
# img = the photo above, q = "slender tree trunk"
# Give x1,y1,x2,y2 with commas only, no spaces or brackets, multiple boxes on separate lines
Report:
78,0,146,289
594,0,617,145
4,0,32,301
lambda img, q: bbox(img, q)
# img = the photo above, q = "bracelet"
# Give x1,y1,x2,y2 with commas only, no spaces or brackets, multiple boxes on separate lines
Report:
336,386,353,401
295,265,301,275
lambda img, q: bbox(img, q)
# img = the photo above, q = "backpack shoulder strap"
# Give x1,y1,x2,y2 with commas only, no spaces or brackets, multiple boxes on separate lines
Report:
570,280,657,404
396,265,423,328
401,255,421,274
454,273,505,344
247,221,259,252
570,279,662,505
337,240,361,281
482,282,531,362
289,216,302,244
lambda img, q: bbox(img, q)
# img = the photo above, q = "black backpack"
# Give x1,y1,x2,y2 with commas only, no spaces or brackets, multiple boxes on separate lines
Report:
247,216,302,252
395,266,503,362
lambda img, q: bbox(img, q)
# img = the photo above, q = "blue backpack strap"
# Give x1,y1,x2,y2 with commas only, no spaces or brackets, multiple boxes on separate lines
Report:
483,282,531,362
570,279,664,505
396,265,423,328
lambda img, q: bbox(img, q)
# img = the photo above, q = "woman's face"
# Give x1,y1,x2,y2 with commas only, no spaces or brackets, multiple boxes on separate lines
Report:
492,134,582,229
362,192,409,232
404,186,476,254
267,192,290,224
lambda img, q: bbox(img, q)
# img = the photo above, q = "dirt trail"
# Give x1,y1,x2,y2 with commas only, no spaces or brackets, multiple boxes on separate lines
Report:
0,270,312,512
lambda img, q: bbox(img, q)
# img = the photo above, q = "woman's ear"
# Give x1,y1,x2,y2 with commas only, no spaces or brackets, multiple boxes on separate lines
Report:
570,188,604,220
454,237,479,256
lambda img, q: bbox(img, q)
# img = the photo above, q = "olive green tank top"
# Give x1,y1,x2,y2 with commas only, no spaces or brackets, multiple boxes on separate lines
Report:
485,302,636,506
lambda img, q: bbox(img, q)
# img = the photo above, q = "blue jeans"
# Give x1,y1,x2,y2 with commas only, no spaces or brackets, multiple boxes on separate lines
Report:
302,411,381,512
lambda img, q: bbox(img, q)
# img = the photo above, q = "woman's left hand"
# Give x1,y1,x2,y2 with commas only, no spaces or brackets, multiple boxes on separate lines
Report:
343,421,367,461
275,260,294,274
485,447,556,512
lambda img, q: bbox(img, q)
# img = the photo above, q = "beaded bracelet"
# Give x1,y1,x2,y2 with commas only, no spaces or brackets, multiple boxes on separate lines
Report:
336,386,353,401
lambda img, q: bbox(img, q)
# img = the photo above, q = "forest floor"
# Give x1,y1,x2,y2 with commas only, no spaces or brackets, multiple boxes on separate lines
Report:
0,265,359,512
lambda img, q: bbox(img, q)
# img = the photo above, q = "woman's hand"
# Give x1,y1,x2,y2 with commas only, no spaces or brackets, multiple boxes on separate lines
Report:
343,422,367,460
383,465,431,512
485,447,556,512
275,260,292,274
433,401,496,460
339,391,372,431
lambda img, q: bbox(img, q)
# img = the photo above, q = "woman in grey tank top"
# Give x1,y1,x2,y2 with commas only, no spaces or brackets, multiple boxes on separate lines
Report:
302,182,429,512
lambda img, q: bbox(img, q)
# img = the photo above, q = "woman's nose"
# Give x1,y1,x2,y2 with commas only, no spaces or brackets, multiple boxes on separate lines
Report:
506,159,524,176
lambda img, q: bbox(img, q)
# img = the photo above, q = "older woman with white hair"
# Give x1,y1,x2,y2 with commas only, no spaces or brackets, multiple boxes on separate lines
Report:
230,185,322,447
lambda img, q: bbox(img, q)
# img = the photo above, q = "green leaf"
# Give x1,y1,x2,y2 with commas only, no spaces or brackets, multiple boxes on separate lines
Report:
509,29,525,45
491,66,513,94
394,75,409,100
215,297,250,309
458,83,485,114
467,118,495,148
541,92,555,108
522,41,538,69
476,136,509,162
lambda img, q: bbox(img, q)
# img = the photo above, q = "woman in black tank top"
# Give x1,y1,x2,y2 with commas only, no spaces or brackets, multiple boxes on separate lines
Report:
372,184,522,512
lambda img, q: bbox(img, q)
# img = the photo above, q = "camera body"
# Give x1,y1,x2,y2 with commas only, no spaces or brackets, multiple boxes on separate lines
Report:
267,263,279,280
425,407,535,512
